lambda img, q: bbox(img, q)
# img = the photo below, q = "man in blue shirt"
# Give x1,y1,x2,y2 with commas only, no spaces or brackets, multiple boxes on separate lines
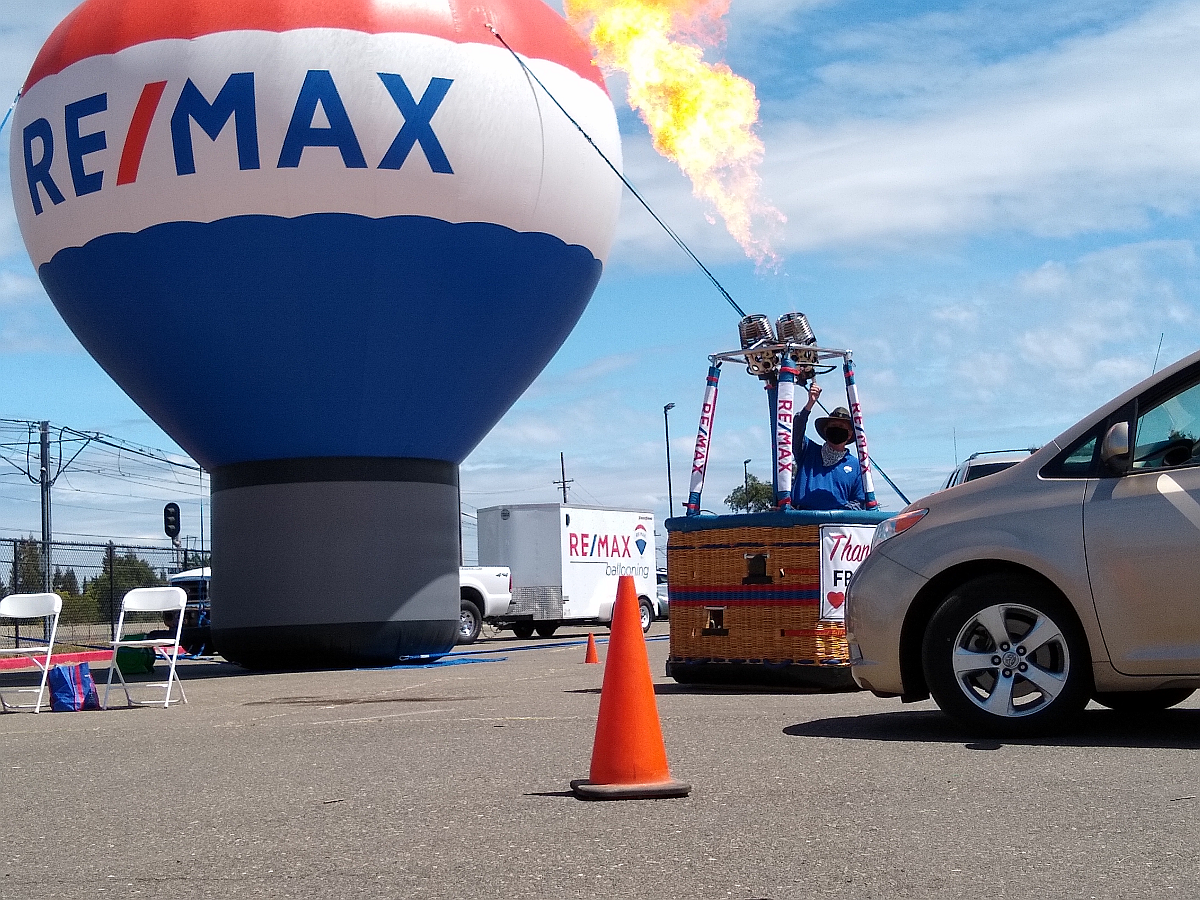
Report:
791,382,865,511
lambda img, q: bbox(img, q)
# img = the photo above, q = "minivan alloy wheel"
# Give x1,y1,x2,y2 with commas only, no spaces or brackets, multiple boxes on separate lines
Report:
922,574,1090,735
949,602,1069,716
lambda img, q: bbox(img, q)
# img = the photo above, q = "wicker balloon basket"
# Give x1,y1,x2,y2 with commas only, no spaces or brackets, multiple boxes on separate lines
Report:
665,510,890,688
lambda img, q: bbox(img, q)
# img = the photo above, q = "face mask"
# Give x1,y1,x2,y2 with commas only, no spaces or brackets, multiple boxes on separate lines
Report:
824,428,850,445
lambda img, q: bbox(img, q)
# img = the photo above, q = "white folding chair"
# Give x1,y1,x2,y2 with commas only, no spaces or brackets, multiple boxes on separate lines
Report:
0,592,62,714
104,586,188,709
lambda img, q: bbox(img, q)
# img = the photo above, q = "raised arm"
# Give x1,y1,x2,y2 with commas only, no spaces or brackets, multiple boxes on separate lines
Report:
796,381,821,448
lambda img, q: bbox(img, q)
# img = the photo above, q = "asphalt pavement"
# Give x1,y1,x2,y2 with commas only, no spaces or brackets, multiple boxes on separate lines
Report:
2,621,1198,899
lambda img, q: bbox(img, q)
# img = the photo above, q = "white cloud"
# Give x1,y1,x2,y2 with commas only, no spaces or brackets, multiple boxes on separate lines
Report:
835,239,1200,496
602,1,1200,263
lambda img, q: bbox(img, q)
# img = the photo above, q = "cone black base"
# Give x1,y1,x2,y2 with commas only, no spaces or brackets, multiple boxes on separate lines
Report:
570,778,692,800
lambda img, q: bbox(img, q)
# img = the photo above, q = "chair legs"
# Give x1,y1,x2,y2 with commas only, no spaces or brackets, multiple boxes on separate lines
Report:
0,645,54,713
33,651,51,714
103,646,187,709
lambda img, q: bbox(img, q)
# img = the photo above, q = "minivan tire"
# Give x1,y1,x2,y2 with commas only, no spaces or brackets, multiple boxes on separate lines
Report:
922,573,1091,737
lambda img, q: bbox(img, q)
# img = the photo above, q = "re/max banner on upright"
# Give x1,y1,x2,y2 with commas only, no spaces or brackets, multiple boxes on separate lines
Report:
11,0,622,668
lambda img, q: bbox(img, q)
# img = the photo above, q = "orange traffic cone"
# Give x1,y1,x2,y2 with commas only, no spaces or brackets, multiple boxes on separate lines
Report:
571,575,691,800
584,632,600,664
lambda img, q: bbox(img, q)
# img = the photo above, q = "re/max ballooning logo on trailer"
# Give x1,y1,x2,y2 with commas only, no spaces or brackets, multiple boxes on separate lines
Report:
569,522,651,578
22,68,454,216
569,525,649,559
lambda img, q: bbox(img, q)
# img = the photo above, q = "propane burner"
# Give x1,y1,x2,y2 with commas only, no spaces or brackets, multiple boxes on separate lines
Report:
738,314,779,378
776,312,818,381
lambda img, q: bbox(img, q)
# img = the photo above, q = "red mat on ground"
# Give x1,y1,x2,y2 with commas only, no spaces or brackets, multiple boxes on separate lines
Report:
0,649,111,671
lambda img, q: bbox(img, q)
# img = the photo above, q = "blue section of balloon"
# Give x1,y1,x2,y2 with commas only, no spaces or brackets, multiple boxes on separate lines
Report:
39,213,602,468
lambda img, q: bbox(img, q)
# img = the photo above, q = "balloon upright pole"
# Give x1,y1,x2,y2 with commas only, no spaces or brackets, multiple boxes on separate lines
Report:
775,359,797,509
766,380,779,497
685,364,721,516
842,355,879,510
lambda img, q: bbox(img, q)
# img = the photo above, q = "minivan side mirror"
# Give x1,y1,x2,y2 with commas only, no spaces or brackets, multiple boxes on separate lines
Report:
1100,421,1131,472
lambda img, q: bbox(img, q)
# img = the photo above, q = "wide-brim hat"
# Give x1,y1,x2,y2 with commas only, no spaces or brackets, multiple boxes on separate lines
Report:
815,407,853,440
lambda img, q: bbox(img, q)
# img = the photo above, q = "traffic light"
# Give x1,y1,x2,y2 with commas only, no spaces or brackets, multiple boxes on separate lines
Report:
163,502,181,539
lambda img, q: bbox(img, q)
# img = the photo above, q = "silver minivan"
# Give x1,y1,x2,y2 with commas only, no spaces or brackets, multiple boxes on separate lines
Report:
847,349,1200,735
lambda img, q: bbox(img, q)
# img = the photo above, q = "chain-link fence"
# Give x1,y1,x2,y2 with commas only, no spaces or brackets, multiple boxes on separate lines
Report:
0,539,209,654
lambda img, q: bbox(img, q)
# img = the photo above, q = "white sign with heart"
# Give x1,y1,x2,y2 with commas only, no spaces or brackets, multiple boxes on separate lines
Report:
819,524,877,621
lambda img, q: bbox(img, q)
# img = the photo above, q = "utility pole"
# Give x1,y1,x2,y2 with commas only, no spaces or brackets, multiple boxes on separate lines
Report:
554,452,573,503
39,421,51,594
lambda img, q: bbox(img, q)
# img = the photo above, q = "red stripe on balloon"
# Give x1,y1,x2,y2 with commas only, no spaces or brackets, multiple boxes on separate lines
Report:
25,0,607,93
116,80,168,186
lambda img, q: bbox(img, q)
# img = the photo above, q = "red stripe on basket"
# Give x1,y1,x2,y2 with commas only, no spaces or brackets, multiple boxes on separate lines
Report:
680,542,819,551
0,649,111,671
673,583,819,590
672,598,819,608
780,628,844,637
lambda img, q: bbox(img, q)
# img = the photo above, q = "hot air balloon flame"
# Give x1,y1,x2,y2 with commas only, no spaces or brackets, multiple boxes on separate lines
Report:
565,0,784,268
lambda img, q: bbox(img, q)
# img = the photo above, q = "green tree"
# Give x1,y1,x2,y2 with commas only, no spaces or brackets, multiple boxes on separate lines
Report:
83,544,167,620
180,549,212,571
11,537,44,594
53,567,80,597
724,474,776,513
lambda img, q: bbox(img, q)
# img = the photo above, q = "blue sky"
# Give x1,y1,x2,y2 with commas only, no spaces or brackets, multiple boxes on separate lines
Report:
2,0,1199,565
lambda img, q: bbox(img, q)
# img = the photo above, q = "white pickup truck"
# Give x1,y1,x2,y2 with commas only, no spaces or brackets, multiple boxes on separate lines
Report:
458,566,511,644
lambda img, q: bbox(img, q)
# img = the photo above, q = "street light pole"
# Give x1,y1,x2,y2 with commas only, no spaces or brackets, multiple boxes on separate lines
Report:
743,458,751,495
663,403,676,515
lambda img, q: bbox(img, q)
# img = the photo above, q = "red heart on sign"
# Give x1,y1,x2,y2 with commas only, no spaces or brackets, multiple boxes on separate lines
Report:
827,591,845,609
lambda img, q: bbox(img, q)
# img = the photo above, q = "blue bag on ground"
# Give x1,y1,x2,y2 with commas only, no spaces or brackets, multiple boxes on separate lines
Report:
48,662,100,712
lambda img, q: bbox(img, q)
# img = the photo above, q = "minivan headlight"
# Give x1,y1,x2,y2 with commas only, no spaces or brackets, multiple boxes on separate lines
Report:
871,509,928,550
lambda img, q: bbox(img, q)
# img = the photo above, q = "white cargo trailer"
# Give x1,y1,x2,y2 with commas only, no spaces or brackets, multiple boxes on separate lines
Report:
477,504,658,638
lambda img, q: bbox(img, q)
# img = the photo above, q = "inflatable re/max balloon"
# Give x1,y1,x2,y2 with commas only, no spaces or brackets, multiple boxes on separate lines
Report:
11,0,621,668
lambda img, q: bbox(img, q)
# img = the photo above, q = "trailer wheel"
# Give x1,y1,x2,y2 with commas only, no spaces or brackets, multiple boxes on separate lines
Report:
535,624,558,638
639,598,654,634
512,623,535,640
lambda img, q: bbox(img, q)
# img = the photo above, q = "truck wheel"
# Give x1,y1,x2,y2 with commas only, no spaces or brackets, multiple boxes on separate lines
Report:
512,623,535,640
639,598,654,634
457,599,483,645
535,624,558,638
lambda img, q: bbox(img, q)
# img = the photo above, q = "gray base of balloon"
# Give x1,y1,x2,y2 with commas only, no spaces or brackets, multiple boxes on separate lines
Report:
208,457,460,670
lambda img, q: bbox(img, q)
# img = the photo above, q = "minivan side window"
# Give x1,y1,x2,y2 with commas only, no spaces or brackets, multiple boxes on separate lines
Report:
1041,429,1100,479
1132,378,1200,471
